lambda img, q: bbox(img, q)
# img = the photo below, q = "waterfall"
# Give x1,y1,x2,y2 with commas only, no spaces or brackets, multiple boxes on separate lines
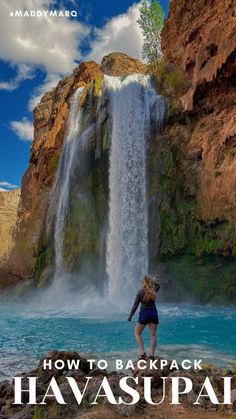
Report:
51,74,165,295
105,74,166,297
53,87,96,276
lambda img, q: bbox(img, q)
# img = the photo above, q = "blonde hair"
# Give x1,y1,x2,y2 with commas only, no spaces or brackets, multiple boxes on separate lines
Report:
141,275,157,302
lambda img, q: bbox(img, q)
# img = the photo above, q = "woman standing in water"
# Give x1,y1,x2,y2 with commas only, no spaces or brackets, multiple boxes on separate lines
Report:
128,275,160,360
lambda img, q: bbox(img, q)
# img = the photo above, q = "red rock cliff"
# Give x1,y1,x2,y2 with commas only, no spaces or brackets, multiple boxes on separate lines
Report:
0,190,20,260
162,0,236,223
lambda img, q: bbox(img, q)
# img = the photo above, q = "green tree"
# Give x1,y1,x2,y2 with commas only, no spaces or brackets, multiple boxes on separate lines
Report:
137,0,165,63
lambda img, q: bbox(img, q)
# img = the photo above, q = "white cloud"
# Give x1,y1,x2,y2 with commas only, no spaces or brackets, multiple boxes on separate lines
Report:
0,0,90,90
0,0,92,110
1,1,145,132
85,2,143,63
0,64,35,91
0,0,144,97
0,181,19,189
10,118,34,142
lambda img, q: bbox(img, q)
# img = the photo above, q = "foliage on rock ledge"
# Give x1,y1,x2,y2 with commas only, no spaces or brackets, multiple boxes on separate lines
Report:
148,127,236,259
62,152,108,277
149,124,236,305
164,254,236,306
48,154,60,175
150,60,191,119
79,74,104,115
63,191,99,270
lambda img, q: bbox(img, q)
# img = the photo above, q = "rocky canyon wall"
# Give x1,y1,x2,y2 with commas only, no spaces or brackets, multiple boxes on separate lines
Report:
1,0,236,304
161,0,236,224
0,189,20,261
155,0,236,303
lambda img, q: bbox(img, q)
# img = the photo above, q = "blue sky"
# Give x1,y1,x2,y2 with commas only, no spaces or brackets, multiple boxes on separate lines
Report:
0,0,169,191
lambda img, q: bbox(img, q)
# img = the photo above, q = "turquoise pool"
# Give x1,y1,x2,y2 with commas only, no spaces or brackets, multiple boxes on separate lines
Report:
1,294,236,380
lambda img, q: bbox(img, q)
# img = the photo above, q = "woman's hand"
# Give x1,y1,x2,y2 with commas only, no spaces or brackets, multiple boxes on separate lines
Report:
127,317,132,321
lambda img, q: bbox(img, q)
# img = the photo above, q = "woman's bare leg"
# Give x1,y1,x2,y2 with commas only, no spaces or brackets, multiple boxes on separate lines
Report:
135,323,146,355
149,323,157,357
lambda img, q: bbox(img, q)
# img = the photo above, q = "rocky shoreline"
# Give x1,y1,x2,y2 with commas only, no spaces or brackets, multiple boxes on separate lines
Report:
0,350,236,418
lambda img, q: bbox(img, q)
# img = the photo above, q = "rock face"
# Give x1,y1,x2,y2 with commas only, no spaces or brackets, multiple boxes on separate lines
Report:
161,0,236,220
161,0,236,224
3,61,103,282
153,0,236,303
162,0,236,111
101,52,147,76
0,189,20,263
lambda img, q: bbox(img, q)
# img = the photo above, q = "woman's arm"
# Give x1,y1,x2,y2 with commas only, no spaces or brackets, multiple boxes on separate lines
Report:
128,291,141,321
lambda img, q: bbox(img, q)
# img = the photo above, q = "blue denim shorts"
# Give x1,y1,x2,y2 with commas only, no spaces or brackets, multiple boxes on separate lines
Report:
138,308,159,325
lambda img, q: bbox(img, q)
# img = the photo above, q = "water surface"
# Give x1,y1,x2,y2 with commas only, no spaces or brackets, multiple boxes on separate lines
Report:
1,301,236,381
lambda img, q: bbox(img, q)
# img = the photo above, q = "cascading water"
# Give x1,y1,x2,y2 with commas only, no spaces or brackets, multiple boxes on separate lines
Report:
105,75,166,297
53,88,83,275
52,87,96,277
51,74,165,298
